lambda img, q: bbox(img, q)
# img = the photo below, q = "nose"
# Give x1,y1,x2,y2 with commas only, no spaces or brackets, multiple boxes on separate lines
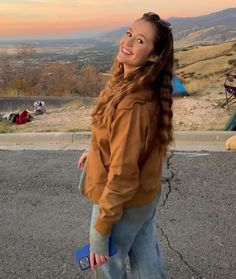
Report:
125,36,134,47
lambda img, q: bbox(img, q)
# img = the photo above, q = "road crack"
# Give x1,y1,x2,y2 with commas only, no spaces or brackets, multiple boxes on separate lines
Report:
157,225,204,279
158,152,204,279
160,151,174,207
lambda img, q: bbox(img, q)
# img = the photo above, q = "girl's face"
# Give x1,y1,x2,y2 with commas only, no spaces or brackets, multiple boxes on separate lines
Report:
117,19,157,74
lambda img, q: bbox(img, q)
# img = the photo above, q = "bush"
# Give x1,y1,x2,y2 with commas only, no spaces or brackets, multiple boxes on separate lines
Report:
228,59,236,66
33,63,78,96
0,121,11,133
77,65,105,97
231,42,236,52
174,58,179,69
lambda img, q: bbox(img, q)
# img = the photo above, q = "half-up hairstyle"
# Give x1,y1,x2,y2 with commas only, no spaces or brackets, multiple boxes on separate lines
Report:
91,12,174,156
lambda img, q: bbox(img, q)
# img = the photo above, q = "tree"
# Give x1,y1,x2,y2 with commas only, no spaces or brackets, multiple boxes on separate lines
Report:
35,63,78,96
77,65,105,97
13,44,37,95
0,49,14,95
16,44,36,60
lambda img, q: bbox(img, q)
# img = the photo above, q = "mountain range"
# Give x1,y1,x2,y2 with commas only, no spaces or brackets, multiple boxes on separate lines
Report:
71,7,236,49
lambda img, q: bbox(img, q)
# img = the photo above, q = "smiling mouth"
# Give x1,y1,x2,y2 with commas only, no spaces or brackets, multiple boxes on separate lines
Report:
121,47,132,55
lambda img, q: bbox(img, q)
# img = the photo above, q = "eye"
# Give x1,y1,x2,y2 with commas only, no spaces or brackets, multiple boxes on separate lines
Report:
126,31,132,37
137,38,143,44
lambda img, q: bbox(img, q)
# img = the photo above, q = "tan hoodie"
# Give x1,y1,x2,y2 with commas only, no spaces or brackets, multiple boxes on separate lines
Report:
83,89,164,236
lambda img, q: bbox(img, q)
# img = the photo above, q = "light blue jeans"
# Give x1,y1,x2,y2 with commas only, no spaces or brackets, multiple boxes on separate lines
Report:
90,194,168,279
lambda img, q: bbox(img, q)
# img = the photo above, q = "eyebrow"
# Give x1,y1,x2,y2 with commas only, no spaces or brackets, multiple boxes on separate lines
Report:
128,27,148,41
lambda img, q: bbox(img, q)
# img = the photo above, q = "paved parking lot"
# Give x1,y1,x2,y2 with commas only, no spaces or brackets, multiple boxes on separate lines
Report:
0,150,235,279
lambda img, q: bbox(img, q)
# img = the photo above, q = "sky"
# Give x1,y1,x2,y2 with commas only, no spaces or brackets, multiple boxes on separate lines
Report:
0,0,235,39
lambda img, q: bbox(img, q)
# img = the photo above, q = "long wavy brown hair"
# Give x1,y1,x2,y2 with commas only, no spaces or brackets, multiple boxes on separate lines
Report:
91,12,174,155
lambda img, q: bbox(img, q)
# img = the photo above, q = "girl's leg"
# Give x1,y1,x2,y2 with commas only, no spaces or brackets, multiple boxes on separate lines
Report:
90,205,130,279
128,209,168,279
89,194,167,279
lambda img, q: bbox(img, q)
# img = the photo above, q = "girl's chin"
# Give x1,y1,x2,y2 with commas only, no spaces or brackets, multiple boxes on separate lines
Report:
116,53,129,64
116,53,124,63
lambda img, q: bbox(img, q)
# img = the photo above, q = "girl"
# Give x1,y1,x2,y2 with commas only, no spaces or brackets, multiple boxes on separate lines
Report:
78,12,173,279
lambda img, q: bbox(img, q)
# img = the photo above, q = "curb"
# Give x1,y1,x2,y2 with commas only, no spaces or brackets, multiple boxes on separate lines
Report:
0,131,235,152
0,131,235,144
173,131,236,143
0,131,91,144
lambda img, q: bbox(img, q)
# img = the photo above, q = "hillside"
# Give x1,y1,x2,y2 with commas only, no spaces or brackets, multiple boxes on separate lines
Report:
92,8,236,49
170,8,236,48
174,40,236,94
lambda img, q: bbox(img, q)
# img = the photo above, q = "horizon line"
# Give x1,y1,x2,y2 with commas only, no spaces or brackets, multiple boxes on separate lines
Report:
0,6,235,41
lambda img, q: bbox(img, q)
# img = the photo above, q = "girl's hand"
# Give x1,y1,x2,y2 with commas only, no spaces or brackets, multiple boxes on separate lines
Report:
90,252,109,271
77,150,88,170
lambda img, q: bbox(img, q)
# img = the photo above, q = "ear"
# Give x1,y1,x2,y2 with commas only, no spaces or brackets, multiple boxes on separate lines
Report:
148,55,159,63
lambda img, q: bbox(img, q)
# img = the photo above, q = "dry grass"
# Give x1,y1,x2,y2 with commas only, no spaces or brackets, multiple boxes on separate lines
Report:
184,74,225,95
175,40,236,97
8,100,94,133
0,120,12,133
176,55,236,77
175,41,234,65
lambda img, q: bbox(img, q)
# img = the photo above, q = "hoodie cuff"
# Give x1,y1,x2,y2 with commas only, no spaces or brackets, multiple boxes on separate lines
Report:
90,227,110,255
94,217,113,236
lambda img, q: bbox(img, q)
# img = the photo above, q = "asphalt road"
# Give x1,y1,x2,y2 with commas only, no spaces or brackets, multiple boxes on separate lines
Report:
0,150,235,279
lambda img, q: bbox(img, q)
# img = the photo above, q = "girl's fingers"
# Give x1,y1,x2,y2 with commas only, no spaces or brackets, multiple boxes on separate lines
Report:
90,253,109,271
95,254,101,265
90,252,95,271
77,155,87,170
77,161,83,170
78,161,84,170
99,255,108,263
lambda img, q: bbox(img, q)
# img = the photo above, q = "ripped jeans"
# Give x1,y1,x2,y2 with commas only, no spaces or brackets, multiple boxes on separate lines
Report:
89,194,168,279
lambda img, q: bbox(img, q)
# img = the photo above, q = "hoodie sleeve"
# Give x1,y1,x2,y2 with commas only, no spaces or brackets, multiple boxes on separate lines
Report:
94,104,149,236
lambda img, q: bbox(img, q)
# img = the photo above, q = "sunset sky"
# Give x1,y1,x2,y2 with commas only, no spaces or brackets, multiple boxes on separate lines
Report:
0,0,235,39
